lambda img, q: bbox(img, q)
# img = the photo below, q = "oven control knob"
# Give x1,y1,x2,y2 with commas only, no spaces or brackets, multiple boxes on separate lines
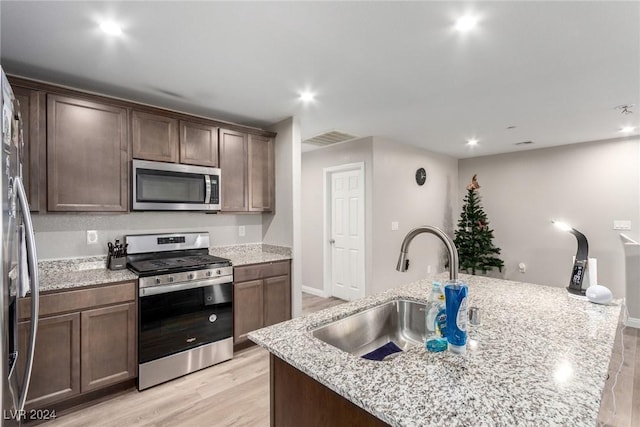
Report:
188,273,194,280
216,269,221,275
206,271,212,277
169,276,174,283
155,278,161,285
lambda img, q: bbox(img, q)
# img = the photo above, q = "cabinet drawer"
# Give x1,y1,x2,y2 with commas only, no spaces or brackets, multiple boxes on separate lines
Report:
234,260,290,283
19,281,137,321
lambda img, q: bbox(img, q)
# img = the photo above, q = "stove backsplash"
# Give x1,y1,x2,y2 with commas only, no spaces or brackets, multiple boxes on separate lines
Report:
32,212,263,260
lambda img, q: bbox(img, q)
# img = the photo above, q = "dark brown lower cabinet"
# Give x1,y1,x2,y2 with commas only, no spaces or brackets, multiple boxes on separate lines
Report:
18,281,137,410
234,280,264,345
233,260,291,347
18,313,81,408
270,355,388,427
81,302,137,393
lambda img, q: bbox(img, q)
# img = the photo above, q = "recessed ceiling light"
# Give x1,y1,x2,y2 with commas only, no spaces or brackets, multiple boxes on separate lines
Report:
299,91,315,103
454,15,479,32
466,138,479,146
100,21,122,36
619,126,636,133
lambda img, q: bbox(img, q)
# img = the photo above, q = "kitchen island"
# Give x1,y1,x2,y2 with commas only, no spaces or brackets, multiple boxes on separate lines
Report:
249,274,621,426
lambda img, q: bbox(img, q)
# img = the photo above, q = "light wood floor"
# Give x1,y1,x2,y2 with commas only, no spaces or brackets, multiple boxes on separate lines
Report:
598,321,640,427
42,294,639,427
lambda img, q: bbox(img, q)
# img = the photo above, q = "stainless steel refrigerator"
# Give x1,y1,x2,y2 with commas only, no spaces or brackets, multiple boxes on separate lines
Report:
1,67,40,425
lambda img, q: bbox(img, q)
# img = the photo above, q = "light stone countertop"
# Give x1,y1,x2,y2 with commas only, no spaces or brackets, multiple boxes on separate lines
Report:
249,273,621,427
38,257,138,292
37,244,291,292
209,243,291,266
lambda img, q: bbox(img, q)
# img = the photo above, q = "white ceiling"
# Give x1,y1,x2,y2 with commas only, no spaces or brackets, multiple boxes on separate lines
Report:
1,1,638,159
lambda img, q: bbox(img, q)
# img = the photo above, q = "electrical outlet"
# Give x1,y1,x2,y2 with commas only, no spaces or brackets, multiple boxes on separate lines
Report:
238,226,246,237
86,230,98,245
427,265,432,274
391,221,399,231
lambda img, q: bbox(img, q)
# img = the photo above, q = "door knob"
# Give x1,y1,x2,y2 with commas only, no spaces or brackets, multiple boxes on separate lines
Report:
329,239,335,244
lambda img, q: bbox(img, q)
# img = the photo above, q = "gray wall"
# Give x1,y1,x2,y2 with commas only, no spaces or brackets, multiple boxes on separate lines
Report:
33,212,262,259
371,139,458,295
458,137,640,297
265,116,302,317
301,137,375,294
264,117,293,247
301,137,458,297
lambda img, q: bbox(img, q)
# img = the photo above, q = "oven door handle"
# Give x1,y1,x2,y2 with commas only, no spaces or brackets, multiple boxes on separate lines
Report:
139,275,232,297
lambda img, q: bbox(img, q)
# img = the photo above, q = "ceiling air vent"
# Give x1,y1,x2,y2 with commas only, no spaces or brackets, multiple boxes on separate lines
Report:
303,130,357,147
514,141,534,146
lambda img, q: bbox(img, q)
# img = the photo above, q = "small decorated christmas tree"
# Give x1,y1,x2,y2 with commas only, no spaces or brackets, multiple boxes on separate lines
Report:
454,174,504,274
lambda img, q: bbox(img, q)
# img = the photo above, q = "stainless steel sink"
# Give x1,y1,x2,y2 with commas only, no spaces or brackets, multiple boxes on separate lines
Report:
312,299,427,359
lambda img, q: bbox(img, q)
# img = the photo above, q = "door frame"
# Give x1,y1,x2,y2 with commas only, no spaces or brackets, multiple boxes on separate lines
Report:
322,162,366,300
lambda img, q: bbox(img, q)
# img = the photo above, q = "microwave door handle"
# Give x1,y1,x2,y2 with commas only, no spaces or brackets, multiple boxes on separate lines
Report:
204,175,212,204
13,177,40,413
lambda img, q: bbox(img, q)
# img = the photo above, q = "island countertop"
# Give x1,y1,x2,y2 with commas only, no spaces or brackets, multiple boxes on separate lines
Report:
249,274,621,426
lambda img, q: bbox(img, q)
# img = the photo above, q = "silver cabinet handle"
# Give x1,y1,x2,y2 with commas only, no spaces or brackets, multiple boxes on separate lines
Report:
14,177,39,413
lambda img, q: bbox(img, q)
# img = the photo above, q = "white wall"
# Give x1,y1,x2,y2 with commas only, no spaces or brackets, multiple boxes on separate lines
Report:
33,212,262,259
266,116,302,317
370,138,458,295
300,137,458,297
301,137,375,295
264,117,294,247
458,137,640,297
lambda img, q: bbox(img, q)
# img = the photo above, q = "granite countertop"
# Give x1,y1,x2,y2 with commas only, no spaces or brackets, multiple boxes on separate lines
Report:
37,244,292,292
209,243,291,266
249,273,621,427
38,257,138,292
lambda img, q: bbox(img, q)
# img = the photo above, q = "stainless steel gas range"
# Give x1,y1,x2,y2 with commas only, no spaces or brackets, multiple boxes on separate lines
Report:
126,232,233,390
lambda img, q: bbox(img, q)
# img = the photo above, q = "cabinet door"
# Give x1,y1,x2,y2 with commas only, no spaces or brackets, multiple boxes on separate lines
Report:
47,95,129,212
219,129,248,211
132,110,179,163
13,86,46,212
248,135,275,212
180,121,219,167
263,274,291,327
18,313,81,408
233,279,263,345
80,302,137,393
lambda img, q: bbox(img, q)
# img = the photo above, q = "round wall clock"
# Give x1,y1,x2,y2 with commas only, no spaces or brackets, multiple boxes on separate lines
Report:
415,167,427,186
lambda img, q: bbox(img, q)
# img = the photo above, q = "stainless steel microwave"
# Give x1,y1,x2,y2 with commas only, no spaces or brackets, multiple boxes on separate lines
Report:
132,159,221,211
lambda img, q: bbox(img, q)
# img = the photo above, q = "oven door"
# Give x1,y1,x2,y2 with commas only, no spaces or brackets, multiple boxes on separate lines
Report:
139,279,232,364
132,159,221,211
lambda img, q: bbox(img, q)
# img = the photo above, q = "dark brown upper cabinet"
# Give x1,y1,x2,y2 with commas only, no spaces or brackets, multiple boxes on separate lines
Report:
47,95,129,212
131,110,179,163
219,128,249,212
219,129,275,213
248,134,275,212
133,111,219,167
12,85,46,212
180,120,219,167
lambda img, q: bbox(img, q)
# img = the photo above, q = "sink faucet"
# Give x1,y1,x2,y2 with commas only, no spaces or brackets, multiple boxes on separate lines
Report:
396,226,459,281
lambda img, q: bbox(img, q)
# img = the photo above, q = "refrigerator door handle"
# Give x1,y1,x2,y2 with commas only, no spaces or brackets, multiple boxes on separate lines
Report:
13,177,39,413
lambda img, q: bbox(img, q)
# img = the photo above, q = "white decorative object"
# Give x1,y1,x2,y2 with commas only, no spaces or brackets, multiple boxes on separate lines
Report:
586,285,613,305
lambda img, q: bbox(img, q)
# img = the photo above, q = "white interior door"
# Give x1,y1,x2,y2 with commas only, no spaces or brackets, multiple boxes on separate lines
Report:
329,168,364,301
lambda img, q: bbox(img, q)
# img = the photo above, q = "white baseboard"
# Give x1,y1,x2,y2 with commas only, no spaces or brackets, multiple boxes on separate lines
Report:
624,315,640,329
302,285,328,298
